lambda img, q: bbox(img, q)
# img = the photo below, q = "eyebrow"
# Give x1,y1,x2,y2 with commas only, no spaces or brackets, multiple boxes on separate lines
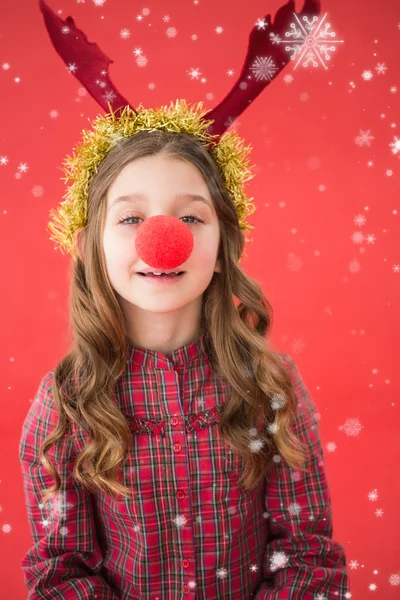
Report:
108,192,213,211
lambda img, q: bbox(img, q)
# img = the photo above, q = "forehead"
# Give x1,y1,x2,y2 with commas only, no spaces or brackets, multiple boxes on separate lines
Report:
107,155,213,210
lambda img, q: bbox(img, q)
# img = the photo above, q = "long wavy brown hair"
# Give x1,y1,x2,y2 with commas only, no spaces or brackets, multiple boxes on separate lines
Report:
39,130,309,504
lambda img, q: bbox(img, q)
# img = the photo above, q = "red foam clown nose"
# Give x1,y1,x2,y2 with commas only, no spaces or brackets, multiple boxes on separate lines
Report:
135,214,194,271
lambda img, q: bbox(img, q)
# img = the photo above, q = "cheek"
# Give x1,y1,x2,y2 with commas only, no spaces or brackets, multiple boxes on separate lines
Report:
103,228,138,271
195,226,220,261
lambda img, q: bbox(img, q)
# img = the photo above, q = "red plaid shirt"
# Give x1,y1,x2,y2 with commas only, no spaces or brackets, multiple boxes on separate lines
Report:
19,333,350,599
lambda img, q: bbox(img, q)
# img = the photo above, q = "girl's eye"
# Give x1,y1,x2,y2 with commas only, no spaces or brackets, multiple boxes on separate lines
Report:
118,214,204,226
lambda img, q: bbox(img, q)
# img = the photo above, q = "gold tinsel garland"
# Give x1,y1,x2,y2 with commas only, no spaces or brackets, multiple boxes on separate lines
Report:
48,99,257,260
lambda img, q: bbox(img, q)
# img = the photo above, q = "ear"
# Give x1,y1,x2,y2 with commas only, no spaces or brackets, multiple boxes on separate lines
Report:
214,257,222,273
74,228,85,262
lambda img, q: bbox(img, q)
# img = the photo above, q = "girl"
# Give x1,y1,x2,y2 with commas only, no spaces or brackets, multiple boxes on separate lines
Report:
19,2,350,598
19,117,350,600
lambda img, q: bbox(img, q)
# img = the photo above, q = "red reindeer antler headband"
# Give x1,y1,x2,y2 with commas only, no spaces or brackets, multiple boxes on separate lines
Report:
39,0,321,260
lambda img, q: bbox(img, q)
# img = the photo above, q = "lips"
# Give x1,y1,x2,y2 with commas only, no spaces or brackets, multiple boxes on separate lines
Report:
138,272,185,277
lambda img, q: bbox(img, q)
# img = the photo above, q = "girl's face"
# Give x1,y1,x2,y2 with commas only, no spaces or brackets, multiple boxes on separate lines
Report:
102,153,222,320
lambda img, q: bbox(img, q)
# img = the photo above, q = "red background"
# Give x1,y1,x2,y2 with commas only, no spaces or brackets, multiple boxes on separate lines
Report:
1,0,399,598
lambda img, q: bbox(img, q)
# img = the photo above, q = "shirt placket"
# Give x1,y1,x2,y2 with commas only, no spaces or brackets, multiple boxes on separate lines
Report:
156,365,197,597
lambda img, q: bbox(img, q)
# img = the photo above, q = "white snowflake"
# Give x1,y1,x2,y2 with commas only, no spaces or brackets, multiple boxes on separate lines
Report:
354,213,367,227
362,70,374,81
368,489,378,501
389,572,400,585
18,162,29,173
255,18,268,30
267,421,279,434
216,567,228,580
390,136,400,155
340,417,363,437
375,62,387,74
270,550,289,571
103,89,117,103
273,12,344,70
288,502,302,517
188,67,201,80
271,392,287,410
349,559,360,569
120,29,131,40
135,55,148,68
32,185,44,197
248,438,265,453
166,27,178,38
354,129,375,147
173,514,187,528
249,56,278,81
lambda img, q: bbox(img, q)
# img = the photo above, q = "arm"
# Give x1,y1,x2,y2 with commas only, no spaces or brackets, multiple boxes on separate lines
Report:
19,372,121,599
253,355,351,599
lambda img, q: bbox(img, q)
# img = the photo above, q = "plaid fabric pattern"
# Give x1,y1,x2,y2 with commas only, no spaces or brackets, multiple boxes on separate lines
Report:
19,333,350,599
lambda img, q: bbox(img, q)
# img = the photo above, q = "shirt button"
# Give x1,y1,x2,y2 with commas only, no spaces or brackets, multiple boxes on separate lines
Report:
181,559,190,568
173,443,182,452
182,584,190,594
176,490,185,499
170,417,179,426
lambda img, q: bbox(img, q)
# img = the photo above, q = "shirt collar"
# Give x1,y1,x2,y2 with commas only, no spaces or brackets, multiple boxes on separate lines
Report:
126,332,207,370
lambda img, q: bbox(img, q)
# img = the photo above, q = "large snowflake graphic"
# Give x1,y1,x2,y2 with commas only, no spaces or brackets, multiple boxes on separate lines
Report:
269,12,344,70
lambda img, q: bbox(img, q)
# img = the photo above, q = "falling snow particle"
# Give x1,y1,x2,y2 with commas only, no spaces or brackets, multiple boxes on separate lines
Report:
249,56,278,81
32,186,44,197
375,62,387,75
354,129,375,148
390,136,400,155
270,550,289,571
339,417,364,437
362,70,374,81
135,55,148,68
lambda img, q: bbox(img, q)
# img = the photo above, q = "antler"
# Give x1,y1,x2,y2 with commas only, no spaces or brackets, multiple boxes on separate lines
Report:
39,0,321,137
39,0,133,116
204,0,321,137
